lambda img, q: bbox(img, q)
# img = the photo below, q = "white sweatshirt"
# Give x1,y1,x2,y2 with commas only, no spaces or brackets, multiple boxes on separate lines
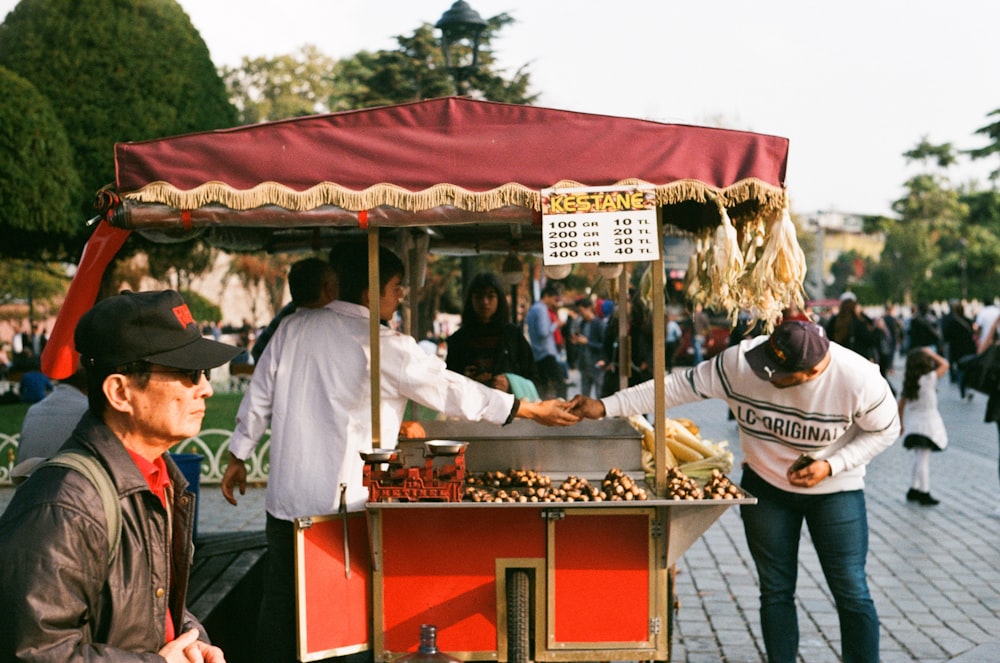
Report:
602,337,900,494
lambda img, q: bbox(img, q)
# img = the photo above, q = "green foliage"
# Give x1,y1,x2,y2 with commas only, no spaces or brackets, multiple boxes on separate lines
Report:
224,13,536,121
178,288,221,325
0,391,244,437
0,260,72,320
967,108,1000,180
221,45,339,124
0,0,237,257
0,67,81,259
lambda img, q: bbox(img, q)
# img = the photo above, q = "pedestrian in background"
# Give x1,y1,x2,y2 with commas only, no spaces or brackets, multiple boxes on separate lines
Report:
570,297,606,397
907,301,941,352
898,347,949,506
664,311,682,373
976,314,1000,519
527,284,566,399
690,302,711,364
825,292,880,363
941,301,976,399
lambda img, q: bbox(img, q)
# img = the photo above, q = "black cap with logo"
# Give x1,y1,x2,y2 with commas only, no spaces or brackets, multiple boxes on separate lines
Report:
745,320,830,382
75,290,241,371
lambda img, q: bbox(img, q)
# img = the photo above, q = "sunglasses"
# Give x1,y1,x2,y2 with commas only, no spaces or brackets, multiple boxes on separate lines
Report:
147,368,211,386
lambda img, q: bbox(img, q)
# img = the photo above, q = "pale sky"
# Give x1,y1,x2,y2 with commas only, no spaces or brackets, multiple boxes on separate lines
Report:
3,0,998,217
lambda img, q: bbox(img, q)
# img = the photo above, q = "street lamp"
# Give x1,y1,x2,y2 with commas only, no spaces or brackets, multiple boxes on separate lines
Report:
435,1,487,95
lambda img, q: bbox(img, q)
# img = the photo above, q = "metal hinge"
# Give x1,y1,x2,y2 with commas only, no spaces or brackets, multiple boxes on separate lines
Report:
296,517,313,530
651,519,664,538
650,616,662,636
541,509,565,521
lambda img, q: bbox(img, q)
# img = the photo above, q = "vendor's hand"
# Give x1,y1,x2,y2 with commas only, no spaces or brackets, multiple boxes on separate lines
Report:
221,453,248,506
517,399,579,426
567,395,606,419
491,374,510,393
787,459,831,488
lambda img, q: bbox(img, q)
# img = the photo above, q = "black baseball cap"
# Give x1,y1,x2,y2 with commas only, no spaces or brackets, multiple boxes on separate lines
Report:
745,320,830,382
75,290,241,371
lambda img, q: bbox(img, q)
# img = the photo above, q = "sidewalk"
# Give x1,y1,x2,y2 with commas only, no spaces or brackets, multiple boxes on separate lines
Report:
2,368,999,662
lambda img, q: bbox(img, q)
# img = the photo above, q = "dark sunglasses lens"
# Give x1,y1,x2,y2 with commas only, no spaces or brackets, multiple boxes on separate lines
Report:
188,369,210,385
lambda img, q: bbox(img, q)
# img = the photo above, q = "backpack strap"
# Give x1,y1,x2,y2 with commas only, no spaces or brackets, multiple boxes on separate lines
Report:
44,450,122,564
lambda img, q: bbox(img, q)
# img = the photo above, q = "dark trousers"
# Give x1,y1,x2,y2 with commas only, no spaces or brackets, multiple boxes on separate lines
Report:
256,514,373,663
256,514,297,663
534,355,566,399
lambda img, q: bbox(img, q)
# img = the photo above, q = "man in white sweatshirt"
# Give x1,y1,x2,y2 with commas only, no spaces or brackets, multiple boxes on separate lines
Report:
570,319,899,663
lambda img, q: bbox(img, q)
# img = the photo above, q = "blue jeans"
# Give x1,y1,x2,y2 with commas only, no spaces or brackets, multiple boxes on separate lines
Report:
740,467,879,663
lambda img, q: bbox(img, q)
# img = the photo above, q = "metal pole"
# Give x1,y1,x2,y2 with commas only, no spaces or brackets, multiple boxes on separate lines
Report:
368,230,382,448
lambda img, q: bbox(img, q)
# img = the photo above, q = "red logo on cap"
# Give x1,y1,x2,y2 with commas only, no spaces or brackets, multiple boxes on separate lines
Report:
173,304,195,328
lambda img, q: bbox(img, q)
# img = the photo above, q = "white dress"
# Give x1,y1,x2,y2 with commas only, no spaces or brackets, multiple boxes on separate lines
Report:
902,372,948,450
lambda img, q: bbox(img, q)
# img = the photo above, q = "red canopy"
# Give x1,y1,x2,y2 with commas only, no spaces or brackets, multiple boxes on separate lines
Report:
44,98,792,379
117,96,786,199
108,97,788,238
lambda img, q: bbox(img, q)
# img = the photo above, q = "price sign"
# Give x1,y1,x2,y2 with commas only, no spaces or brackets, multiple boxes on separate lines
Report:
541,185,659,265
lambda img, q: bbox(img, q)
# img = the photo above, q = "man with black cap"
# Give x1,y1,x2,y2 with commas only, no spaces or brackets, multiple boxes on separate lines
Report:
0,290,237,662
569,319,899,663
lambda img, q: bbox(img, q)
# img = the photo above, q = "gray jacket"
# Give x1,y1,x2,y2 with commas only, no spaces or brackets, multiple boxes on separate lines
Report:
0,412,207,661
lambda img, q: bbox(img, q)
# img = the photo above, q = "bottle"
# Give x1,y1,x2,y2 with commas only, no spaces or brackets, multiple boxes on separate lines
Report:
396,624,460,663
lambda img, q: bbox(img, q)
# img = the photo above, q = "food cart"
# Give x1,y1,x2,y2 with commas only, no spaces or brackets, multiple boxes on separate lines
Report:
41,97,801,662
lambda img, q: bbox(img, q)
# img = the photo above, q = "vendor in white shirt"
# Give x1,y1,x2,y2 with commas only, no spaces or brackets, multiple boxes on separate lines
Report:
569,320,899,663
222,244,576,663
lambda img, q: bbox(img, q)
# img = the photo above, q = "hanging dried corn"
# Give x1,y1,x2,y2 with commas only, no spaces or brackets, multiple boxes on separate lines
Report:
744,202,807,328
702,198,744,316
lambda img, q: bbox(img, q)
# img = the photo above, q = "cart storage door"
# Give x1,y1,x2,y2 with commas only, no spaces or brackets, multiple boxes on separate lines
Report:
295,513,371,662
546,507,666,656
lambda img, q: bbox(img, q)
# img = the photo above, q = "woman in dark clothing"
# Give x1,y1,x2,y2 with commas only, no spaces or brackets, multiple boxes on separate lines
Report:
942,302,977,397
974,314,1000,518
446,272,536,394
825,293,880,362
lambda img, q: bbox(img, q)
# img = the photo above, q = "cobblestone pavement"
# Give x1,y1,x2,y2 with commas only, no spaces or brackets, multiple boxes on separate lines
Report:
2,366,999,662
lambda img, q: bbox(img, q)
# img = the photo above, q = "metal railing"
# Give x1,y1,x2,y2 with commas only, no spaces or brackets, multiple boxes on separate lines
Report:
1,429,270,486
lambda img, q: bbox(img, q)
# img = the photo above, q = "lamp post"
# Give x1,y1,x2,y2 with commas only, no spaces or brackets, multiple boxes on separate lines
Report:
435,1,487,95
436,2,488,296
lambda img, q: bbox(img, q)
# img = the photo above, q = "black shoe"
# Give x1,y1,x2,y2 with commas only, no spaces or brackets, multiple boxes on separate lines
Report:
917,492,940,506
906,488,923,502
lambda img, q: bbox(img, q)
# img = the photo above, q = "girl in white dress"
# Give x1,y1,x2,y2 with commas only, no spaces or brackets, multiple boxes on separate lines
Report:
898,347,950,505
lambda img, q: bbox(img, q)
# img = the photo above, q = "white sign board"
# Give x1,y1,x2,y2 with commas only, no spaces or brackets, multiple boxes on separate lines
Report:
541,185,659,265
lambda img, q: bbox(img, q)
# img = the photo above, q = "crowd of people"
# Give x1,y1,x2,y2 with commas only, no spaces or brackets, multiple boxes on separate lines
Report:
4,251,1000,663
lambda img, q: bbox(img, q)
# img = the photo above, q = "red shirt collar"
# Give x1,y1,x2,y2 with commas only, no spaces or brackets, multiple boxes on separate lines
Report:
126,449,172,504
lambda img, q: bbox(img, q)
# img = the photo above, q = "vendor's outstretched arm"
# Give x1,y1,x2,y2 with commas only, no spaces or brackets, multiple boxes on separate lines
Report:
567,395,606,419
516,399,579,425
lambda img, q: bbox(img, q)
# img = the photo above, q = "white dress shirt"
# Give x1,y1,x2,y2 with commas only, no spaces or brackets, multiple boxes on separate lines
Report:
229,300,514,519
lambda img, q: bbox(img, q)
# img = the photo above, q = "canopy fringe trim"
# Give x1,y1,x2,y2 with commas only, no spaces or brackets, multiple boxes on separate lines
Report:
121,178,785,216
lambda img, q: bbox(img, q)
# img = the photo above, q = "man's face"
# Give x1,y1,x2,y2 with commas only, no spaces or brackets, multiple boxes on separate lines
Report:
380,274,406,321
124,365,213,445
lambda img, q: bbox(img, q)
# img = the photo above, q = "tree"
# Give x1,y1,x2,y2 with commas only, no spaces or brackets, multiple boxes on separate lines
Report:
0,66,80,259
223,14,536,119
880,139,968,303
332,17,536,108
0,259,72,324
220,45,340,124
227,253,293,325
967,108,1000,181
0,0,237,258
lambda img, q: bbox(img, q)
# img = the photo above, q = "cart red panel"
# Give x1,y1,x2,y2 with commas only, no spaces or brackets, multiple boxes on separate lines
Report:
377,507,545,655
